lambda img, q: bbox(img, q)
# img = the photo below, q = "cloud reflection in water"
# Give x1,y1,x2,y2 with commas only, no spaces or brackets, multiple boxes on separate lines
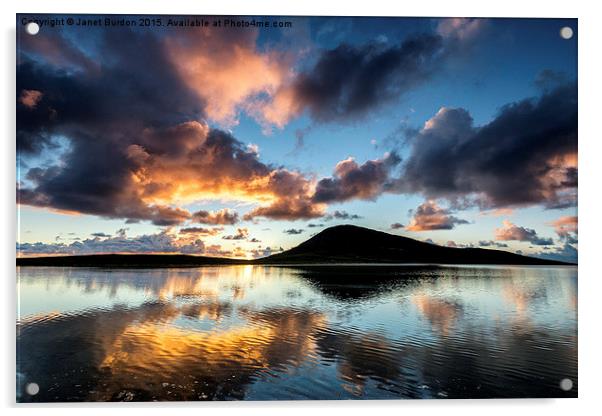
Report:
17,265,577,401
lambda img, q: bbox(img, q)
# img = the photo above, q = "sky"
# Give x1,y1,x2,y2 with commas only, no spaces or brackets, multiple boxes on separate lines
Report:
16,15,578,262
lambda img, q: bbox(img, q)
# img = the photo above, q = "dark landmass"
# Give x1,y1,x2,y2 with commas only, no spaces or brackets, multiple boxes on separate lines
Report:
16,254,246,268
17,225,573,267
257,225,572,265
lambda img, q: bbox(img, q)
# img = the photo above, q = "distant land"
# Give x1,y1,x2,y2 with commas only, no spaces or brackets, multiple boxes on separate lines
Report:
16,225,573,267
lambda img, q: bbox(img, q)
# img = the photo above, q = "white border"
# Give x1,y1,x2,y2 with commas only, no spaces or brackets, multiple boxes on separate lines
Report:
2,1,600,415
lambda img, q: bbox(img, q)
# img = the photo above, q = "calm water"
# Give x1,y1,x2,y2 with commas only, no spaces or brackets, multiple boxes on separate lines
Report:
16,265,577,402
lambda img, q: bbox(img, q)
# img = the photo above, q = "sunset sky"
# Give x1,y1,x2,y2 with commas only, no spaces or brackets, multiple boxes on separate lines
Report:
16,15,577,261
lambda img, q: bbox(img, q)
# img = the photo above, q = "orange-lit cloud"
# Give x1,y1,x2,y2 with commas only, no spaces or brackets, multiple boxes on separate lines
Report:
413,294,463,336
250,85,302,130
549,216,578,244
495,220,553,245
166,25,294,128
406,200,469,231
19,89,43,109
550,216,577,236
125,122,324,222
19,116,328,225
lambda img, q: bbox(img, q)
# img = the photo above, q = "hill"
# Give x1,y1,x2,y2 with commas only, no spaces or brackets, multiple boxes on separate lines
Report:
258,225,570,265
16,225,572,267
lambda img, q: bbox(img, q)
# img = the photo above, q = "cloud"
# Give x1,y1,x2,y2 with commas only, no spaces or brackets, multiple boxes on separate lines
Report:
478,240,509,248
17,28,201,156
549,216,578,244
19,89,43,109
91,232,111,238
446,241,475,248
390,223,404,229
129,125,324,222
307,223,324,228
179,227,223,236
257,34,444,126
534,243,577,263
16,26,328,225
17,21,576,235
222,228,249,241
192,209,239,225
313,153,401,203
437,18,485,42
283,228,304,235
16,28,204,225
19,21,448,137
252,246,284,258
406,200,469,231
242,169,325,221
396,82,577,210
324,210,363,221
495,220,554,246
18,230,207,256
18,28,99,73
293,126,312,152
165,22,294,128
18,115,324,224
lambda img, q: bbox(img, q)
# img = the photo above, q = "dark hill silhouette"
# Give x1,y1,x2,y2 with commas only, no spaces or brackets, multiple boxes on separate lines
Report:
258,225,570,265
16,225,571,267
16,254,245,267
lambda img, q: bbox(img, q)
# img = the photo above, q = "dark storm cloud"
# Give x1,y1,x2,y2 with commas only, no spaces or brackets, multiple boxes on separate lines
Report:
256,19,487,129
17,29,202,156
313,152,401,203
16,28,322,224
16,27,206,225
17,128,193,226
396,82,577,209
285,34,444,123
18,19,576,231
19,28,99,73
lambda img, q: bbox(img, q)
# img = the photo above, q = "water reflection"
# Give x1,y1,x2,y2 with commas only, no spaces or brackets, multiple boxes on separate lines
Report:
17,265,577,401
413,294,463,336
